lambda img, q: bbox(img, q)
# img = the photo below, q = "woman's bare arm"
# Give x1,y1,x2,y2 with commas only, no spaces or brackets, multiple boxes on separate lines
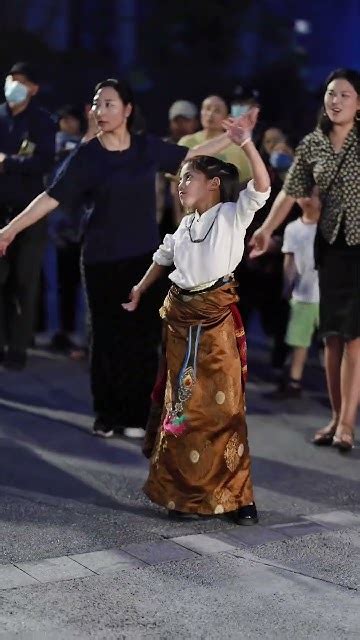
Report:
248,190,296,257
0,192,59,255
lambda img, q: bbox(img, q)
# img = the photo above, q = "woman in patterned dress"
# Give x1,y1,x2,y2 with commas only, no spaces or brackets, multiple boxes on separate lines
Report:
122,108,270,523
250,68,360,452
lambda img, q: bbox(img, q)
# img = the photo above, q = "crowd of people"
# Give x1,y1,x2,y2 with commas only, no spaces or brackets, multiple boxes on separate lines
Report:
0,60,358,524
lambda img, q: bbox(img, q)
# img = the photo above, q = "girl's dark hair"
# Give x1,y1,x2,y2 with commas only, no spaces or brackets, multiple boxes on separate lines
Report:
94,78,135,129
183,155,240,202
57,104,87,134
319,68,360,136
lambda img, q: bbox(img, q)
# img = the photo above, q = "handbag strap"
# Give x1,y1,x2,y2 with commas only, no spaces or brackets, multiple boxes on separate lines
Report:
322,139,356,205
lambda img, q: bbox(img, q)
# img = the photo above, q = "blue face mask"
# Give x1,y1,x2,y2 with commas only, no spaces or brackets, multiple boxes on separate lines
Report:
270,151,293,171
231,104,250,118
4,76,29,105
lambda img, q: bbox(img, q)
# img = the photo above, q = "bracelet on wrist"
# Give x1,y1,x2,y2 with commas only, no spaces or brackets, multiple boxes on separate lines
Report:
240,137,252,148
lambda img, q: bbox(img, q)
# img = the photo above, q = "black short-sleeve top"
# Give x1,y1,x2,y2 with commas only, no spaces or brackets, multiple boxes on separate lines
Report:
283,126,360,246
47,134,188,263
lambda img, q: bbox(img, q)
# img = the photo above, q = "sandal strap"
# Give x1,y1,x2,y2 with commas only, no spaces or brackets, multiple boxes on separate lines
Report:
334,424,354,444
315,424,336,438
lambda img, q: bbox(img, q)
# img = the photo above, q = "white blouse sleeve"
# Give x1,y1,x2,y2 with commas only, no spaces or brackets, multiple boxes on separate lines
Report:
236,179,271,229
153,233,175,266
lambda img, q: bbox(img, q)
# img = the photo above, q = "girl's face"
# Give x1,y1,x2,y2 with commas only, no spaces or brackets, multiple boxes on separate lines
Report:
59,115,81,136
297,188,321,222
92,87,132,132
200,96,228,132
324,78,360,126
178,163,219,210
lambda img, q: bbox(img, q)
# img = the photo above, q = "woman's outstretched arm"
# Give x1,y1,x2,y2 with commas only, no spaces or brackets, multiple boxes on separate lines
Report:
0,192,59,255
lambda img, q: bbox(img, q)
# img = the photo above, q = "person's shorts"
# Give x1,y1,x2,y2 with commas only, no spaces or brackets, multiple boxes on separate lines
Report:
285,300,319,348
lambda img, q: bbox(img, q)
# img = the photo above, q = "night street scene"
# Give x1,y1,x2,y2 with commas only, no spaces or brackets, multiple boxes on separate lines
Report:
0,1,359,638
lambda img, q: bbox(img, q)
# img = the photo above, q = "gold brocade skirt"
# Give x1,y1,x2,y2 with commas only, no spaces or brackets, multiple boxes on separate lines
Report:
143,282,254,515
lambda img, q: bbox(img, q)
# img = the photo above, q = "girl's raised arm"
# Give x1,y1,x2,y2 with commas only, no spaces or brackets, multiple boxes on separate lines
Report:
222,108,270,193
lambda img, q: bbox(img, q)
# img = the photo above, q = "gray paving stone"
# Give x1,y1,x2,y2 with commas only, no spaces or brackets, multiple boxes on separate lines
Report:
172,533,237,554
304,510,360,529
270,519,309,529
122,540,199,565
70,548,146,574
258,512,307,527
220,524,289,547
272,522,328,538
0,633,83,639
0,564,38,590
15,556,94,583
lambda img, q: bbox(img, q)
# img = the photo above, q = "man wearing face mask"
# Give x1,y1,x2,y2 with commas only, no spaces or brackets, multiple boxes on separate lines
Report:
230,86,261,137
268,141,294,180
0,61,56,369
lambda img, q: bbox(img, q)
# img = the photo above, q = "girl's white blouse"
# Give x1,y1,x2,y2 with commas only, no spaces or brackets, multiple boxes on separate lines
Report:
153,179,271,289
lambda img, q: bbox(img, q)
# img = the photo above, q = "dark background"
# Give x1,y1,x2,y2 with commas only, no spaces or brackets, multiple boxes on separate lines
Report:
0,0,359,141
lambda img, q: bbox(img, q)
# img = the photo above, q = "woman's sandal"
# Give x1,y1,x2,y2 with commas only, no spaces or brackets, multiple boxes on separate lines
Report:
312,422,337,446
332,424,354,452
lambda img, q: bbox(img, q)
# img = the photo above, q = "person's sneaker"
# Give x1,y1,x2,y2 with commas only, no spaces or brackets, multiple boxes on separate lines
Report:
92,419,114,438
4,350,27,371
123,427,146,439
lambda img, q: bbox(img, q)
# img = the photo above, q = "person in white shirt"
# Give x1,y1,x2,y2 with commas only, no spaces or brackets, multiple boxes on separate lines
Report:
273,187,321,398
123,107,270,525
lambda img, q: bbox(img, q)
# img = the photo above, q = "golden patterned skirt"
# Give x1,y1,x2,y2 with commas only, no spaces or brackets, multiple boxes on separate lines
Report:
143,282,254,515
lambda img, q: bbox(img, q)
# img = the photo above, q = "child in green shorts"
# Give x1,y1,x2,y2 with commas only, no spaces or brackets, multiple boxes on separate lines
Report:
277,187,321,397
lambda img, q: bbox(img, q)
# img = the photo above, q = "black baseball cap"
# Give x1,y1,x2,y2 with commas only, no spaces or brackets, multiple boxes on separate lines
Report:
8,62,40,84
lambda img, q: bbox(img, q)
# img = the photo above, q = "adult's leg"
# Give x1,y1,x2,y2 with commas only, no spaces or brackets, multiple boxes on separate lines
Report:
7,220,47,359
313,335,343,444
85,255,162,430
333,337,360,448
85,261,120,428
57,243,81,336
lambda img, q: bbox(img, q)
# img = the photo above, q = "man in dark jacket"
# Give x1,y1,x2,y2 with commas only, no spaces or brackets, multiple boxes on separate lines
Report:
0,61,56,369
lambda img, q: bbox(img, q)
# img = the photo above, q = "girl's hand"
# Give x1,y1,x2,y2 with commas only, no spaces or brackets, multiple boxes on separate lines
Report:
122,285,142,312
0,227,16,257
222,106,260,146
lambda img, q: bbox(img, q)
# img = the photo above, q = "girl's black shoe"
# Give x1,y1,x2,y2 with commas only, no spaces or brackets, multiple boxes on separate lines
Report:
167,510,196,520
229,503,259,526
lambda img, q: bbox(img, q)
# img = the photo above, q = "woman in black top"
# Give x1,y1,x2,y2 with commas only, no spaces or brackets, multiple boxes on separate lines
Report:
249,68,360,452
0,78,246,438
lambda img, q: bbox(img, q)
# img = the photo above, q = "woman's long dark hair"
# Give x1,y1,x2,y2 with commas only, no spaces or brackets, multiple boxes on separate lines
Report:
318,68,360,137
183,155,240,202
94,78,135,130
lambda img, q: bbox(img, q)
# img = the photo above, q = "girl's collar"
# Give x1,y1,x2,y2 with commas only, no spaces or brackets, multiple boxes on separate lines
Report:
194,202,223,221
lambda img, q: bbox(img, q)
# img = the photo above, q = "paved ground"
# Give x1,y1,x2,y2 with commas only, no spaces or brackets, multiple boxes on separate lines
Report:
0,340,359,639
